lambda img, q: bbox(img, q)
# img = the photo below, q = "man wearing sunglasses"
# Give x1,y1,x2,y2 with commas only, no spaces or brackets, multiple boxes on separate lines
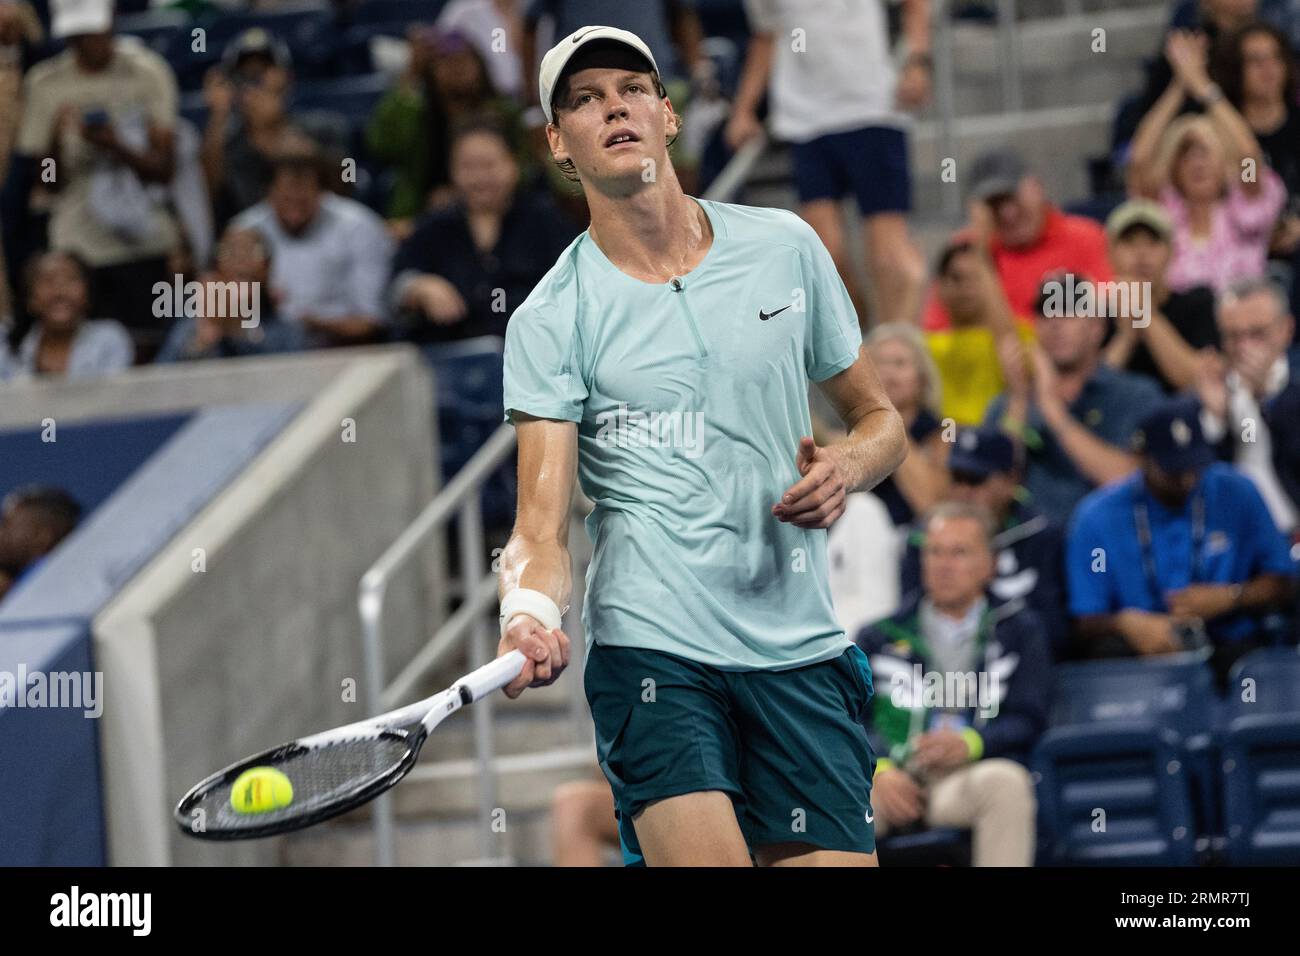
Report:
900,426,1068,660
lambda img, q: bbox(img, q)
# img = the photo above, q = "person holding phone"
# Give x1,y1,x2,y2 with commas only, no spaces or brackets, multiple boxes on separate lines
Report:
13,0,179,357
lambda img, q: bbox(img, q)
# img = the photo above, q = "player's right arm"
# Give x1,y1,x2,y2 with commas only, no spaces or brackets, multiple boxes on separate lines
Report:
497,412,577,698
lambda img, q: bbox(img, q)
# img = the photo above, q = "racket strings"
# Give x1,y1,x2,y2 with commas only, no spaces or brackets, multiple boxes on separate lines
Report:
195,735,413,832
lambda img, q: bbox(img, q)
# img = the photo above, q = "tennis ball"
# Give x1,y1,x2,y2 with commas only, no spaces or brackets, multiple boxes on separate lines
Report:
230,767,294,814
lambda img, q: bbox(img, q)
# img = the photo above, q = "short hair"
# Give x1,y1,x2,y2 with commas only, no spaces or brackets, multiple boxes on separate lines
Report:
863,321,943,414
2,485,82,542
267,139,328,188
1217,275,1291,320
22,249,92,301
921,501,996,550
936,240,975,278
449,114,519,159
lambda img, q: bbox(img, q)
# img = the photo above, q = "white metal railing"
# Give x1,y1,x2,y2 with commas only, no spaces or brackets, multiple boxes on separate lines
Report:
358,423,516,866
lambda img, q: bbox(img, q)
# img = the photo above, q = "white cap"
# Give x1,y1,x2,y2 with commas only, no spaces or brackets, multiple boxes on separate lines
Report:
537,25,659,124
50,0,113,39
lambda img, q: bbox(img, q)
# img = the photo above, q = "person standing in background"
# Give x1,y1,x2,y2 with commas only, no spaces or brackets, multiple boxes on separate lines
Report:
727,0,931,327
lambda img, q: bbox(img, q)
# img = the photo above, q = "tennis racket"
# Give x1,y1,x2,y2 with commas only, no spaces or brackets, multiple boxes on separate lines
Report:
174,649,527,840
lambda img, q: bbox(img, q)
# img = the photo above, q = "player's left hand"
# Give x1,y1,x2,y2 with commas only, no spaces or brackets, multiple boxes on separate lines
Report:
773,436,848,529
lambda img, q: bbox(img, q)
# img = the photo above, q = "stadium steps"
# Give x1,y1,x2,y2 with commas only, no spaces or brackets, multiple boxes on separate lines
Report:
741,101,1113,275
741,3,1165,222
938,5,1166,117
910,102,1115,216
279,745,598,865
278,665,598,865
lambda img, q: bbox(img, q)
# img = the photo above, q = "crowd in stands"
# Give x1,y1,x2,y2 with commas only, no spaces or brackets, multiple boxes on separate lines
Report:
2,0,1298,865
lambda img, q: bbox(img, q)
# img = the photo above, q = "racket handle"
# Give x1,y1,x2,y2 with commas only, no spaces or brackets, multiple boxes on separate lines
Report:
456,649,528,703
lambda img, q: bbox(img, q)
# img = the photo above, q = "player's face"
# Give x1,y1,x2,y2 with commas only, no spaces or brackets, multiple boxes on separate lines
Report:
548,67,677,191
921,517,994,610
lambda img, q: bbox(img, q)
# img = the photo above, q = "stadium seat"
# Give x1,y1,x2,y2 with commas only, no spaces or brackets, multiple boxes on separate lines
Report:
172,5,338,89
1031,655,1215,866
291,73,392,122
421,337,515,530
1219,646,1300,865
337,21,411,76
178,90,209,132
343,0,447,29
114,9,188,60
877,827,972,867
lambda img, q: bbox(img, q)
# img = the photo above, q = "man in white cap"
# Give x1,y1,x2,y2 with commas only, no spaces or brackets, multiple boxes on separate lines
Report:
496,26,908,867
14,0,179,355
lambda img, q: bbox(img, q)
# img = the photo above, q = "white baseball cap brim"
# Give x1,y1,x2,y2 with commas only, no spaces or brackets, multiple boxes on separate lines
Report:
538,25,660,124
50,0,113,39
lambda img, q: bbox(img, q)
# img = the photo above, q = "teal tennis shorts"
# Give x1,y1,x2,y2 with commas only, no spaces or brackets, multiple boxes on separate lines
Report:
584,642,877,865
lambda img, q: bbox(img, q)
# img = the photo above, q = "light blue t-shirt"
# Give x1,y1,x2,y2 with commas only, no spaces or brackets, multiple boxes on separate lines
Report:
503,198,863,670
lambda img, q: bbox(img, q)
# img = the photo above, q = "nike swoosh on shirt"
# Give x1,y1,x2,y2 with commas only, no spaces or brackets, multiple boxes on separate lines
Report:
759,304,793,321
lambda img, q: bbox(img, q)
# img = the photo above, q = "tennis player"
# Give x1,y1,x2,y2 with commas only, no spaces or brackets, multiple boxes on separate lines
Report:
497,26,908,867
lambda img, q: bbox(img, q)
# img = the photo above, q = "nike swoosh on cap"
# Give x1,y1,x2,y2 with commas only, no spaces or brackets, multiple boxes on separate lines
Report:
759,305,793,321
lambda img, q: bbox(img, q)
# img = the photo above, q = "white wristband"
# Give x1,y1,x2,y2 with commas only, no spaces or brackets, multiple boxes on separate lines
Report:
499,588,564,637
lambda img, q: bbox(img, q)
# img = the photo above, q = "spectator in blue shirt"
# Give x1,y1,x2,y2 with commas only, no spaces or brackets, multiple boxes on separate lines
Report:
1068,397,1297,681
986,274,1164,519
901,426,1069,660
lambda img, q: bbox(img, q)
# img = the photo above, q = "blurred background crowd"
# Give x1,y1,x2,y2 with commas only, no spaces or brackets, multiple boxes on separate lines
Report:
2,0,1299,867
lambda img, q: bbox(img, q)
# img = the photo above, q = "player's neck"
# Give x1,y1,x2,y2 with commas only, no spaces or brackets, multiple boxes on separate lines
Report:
585,177,712,283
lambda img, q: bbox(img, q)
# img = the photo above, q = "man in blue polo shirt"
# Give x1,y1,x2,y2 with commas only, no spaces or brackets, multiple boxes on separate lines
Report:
1067,398,1296,682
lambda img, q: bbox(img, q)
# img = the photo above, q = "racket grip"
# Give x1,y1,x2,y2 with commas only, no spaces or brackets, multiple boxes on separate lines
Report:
457,649,528,703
